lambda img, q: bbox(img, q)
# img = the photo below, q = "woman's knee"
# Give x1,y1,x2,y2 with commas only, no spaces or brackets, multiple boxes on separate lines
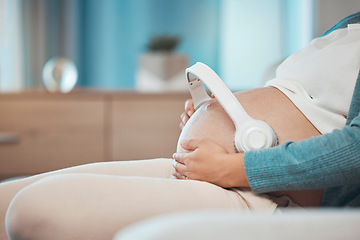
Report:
5,174,81,240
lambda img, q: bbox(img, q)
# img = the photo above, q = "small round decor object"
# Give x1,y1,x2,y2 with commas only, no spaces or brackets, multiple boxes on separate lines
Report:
42,57,78,93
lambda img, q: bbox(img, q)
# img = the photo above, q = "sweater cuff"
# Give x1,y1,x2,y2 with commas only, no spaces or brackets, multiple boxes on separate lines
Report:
244,146,289,194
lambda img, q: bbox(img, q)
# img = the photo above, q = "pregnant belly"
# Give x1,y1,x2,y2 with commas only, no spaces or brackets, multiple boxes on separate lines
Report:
177,87,323,207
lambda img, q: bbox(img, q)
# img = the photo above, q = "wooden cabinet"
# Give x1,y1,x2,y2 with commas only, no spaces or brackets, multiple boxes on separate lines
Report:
0,90,189,180
110,95,186,161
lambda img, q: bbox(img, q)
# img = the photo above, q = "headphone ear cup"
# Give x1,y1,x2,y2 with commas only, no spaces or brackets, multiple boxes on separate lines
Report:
234,120,278,152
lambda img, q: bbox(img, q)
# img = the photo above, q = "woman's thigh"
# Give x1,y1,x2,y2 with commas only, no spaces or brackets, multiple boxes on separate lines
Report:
49,158,174,178
0,157,173,234
6,173,254,240
4,158,174,190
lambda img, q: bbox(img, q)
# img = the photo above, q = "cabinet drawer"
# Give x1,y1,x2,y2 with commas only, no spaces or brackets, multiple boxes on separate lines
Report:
0,100,104,175
110,98,185,161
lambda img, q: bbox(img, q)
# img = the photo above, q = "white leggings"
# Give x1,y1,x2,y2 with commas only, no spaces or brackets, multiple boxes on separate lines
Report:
6,158,285,240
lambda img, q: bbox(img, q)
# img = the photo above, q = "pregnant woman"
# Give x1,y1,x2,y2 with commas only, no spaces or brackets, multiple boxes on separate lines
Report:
2,13,360,240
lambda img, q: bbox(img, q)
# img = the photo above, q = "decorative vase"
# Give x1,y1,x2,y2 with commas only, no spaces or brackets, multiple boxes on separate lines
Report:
136,51,189,92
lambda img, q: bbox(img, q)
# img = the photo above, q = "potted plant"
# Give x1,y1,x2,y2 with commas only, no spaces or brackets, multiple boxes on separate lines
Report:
136,34,189,92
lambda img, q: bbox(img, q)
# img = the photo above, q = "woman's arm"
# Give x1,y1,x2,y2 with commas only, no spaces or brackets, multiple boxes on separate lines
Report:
245,114,360,193
173,114,360,192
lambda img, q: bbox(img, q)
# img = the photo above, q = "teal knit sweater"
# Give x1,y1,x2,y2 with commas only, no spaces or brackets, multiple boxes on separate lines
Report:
244,11,360,207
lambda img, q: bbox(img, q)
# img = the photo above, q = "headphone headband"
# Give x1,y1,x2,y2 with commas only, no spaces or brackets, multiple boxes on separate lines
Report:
185,62,278,152
186,62,256,130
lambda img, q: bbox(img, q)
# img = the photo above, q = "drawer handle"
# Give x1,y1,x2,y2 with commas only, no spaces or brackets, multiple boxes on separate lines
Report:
0,133,19,144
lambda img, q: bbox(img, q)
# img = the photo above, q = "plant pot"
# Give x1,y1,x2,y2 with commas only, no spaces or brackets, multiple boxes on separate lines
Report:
136,51,189,92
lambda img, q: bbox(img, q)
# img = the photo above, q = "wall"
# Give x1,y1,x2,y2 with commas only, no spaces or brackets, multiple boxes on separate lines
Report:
313,0,360,37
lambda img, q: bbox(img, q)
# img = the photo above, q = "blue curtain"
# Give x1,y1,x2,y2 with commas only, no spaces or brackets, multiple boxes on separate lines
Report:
77,0,221,88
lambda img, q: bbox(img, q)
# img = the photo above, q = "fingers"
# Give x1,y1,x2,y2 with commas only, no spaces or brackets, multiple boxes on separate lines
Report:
180,112,190,130
180,99,195,130
172,152,187,164
185,99,195,117
172,169,186,179
172,159,188,179
172,153,190,179
179,139,202,151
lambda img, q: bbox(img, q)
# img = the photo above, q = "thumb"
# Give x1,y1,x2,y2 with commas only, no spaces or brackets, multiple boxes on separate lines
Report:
180,139,201,151
185,99,194,115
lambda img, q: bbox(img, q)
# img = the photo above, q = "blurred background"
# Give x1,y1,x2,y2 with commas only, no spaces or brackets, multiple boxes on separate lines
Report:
2,0,359,93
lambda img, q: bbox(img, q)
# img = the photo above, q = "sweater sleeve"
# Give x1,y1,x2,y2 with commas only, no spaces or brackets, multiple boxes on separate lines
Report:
244,114,360,194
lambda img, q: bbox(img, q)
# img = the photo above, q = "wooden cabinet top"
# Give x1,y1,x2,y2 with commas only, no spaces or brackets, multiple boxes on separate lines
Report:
0,88,190,101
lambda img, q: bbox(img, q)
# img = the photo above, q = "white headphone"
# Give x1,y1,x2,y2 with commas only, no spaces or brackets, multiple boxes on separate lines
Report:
186,62,278,152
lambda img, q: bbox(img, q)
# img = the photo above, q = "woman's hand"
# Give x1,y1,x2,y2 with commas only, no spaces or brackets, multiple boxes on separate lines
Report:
180,99,195,130
172,139,249,188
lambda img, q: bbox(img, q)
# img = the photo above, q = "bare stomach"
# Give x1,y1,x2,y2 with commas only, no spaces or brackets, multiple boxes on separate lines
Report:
177,87,323,207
